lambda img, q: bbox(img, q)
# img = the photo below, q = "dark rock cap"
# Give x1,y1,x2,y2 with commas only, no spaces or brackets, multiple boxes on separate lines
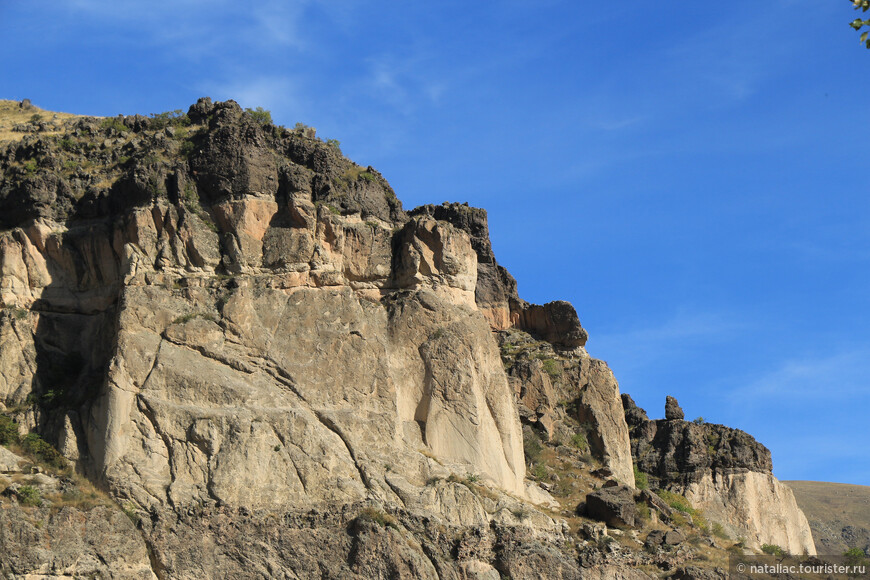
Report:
665,396,684,421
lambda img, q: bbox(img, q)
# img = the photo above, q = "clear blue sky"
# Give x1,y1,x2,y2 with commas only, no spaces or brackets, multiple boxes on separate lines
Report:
2,0,868,485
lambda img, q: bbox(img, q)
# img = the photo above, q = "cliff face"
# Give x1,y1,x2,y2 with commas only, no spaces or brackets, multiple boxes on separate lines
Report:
0,98,818,579
623,395,816,555
0,99,609,578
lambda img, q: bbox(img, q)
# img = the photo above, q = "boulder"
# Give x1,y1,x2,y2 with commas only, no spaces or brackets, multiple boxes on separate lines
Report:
0,446,25,472
584,485,639,528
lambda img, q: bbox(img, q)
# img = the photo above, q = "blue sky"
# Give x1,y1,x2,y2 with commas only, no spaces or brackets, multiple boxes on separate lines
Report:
2,0,868,485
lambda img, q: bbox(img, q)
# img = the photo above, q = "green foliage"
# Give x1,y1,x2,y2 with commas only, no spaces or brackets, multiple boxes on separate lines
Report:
633,465,649,490
358,507,399,530
244,106,272,125
326,138,342,153
22,159,38,175
852,0,870,48
294,122,309,131
655,489,697,515
8,306,29,320
844,547,867,565
511,508,530,520
59,138,75,151
531,463,547,479
29,113,43,124
150,109,190,129
0,415,19,445
712,522,729,539
541,358,562,379
100,116,128,133
523,430,543,464
179,139,196,158
761,543,786,557
63,160,78,171
22,432,68,470
465,473,480,484
172,312,216,325
570,432,588,452
181,183,199,207
17,485,42,507
692,416,705,425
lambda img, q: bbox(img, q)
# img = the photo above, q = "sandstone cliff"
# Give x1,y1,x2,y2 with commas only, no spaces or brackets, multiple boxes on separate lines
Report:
0,98,818,579
0,98,627,578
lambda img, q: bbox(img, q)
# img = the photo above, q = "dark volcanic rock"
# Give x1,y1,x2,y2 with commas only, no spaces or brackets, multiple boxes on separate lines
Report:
584,485,639,528
665,395,684,421
627,414,772,488
621,393,649,428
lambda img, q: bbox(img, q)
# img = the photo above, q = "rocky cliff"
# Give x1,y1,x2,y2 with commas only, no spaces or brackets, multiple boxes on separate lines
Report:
623,395,816,555
0,98,817,579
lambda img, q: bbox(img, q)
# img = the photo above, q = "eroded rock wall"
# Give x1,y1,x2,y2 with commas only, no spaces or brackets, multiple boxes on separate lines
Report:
685,470,815,555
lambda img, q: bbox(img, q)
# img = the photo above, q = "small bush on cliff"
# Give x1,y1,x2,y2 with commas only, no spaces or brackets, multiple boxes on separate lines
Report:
326,138,342,153
100,117,127,133
656,489,697,515
844,547,867,566
523,430,543,464
150,109,190,129
358,507,398,530
570,432,588,452
0,415,19,445
633,466,649,490
712,522,729,539
244,107,272,125
21,433,68,470
761,543,786,557
541,358,562,379
17,485,42,507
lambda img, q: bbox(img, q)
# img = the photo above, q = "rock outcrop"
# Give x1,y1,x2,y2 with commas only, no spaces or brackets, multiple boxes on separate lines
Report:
0,98,821,577
664,396,684,421
624,396,816,555
0,99,603,577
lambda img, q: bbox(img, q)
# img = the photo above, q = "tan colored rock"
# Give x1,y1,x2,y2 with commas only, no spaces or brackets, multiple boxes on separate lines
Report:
573,354,635,488
684,470,816,555
0,446,25,472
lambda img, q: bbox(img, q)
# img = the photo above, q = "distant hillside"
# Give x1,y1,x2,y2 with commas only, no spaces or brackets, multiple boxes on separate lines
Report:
784,481,870,554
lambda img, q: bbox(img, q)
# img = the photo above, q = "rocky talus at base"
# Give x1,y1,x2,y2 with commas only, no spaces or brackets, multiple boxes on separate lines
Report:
0,98,822,578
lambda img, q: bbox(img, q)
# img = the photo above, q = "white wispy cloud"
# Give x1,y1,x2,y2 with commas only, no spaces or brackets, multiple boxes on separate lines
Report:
56,0,310,52
592,308,746,365
731,347,870,400
201,75,304,120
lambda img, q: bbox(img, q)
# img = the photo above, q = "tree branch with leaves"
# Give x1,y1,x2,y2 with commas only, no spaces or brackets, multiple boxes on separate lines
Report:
851,0,870,48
